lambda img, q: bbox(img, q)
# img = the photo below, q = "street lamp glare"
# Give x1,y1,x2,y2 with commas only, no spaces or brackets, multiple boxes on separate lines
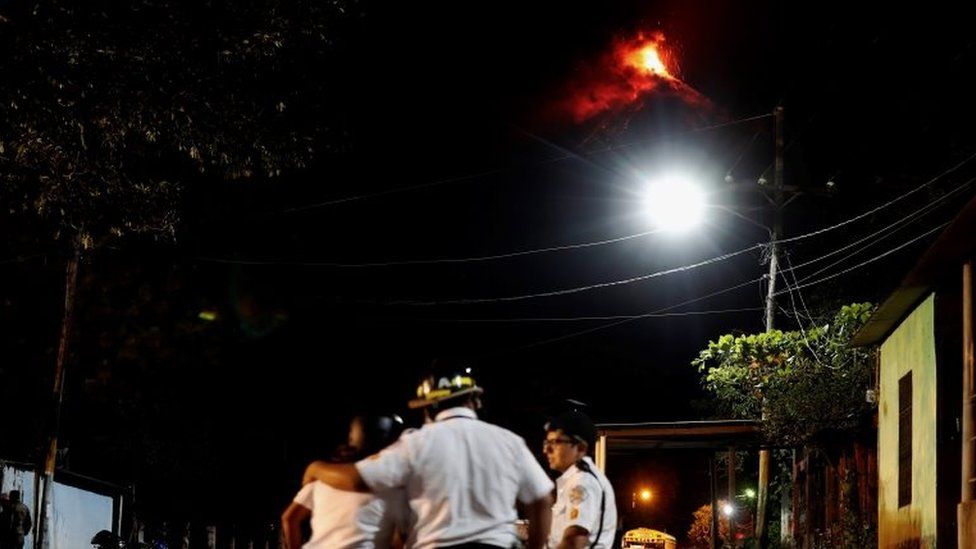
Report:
744,488,756,499
642,174,706,232
722,503,735,517
640,489,652,501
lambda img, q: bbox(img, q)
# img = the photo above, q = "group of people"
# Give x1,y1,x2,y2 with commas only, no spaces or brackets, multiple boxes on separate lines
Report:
282,365,618,549
0,490,32,549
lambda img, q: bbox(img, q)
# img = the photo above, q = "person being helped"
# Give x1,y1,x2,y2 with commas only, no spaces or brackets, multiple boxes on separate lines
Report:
283,414,410,549
303,362,554,549
542,411,617,549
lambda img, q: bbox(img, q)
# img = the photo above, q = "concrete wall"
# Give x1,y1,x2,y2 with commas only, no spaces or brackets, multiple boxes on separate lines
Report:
1,463,115,549
878,294,939,548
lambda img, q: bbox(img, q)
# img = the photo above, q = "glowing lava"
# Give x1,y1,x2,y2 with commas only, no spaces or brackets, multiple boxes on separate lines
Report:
554,30,710,124
631,42,672,78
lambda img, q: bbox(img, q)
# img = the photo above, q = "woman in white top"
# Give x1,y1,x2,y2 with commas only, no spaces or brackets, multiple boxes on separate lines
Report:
282,415,410,549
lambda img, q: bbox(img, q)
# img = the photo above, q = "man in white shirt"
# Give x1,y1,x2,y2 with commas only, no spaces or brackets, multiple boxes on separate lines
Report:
303,365,554,549
542,411,616,549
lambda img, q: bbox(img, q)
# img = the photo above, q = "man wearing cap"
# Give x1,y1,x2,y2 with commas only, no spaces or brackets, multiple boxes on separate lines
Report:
0,490,32,549
302,365,554,549
543,411,616,549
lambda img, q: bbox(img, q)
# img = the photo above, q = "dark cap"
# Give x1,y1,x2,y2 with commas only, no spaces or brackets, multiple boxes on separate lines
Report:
545,410,597,450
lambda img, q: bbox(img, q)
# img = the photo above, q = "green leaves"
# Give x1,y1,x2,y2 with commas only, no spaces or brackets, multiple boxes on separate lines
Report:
692,303,876,444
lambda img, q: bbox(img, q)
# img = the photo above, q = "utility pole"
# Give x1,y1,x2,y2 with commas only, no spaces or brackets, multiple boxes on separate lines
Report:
765,106,785,332
755,105,785,547
722,106,833,547
37,243,80,549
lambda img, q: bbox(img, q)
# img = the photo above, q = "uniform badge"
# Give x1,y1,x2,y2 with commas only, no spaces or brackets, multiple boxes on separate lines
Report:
569,485,587,505
570,507,580,520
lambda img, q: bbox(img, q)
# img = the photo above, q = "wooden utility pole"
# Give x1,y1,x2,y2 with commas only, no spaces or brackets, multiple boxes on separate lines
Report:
755,106,785,547
36,244,80,549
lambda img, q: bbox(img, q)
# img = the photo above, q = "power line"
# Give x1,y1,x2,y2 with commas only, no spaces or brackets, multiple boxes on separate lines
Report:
408,306,764,323
775,150,976,245
484,277,764,357
780,252,829,368
775,221,951,296
375,161,975,305
392,194,952,320
370,191,940,316
366,190,946,318
786,177,974,276
196,229,663,267
264,167,506,216
492,219,950,355
385,245,762,306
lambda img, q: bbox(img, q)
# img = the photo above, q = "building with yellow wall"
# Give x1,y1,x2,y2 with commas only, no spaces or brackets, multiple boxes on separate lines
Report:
854,194,976,548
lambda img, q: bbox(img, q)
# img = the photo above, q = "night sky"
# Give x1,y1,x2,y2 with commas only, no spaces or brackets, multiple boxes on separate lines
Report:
3,0,976,542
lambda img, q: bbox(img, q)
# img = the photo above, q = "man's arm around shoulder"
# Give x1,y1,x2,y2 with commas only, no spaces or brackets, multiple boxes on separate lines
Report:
302,461,371,492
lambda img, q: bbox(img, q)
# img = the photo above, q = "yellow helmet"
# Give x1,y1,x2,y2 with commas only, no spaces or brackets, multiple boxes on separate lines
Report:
408,365,483,409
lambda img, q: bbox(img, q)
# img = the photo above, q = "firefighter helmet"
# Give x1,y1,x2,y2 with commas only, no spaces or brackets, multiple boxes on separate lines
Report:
408,362,483,409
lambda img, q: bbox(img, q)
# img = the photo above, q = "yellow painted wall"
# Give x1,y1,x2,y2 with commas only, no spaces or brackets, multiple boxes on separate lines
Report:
878,294,939,548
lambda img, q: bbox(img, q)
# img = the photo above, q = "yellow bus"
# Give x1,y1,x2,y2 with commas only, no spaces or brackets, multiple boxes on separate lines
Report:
621,528,677,549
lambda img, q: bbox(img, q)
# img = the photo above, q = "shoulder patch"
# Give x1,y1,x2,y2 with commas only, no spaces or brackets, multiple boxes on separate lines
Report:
569,484,587,505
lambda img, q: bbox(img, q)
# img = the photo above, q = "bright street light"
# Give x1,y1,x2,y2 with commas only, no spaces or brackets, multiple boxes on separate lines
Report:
743,488,756,499
641,172,706,232
722,503,735,517
631,488,653,509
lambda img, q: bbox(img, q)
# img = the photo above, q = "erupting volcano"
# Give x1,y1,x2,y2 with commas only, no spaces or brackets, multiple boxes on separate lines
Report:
557,31,712,124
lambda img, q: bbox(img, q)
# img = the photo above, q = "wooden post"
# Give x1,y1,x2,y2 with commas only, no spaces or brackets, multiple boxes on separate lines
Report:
711,454,719,549
728,447,736,545
961,261,976,547
595,434,607,472
36,245,80,549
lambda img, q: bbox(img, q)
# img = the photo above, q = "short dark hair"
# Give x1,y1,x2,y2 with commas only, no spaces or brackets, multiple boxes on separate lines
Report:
356,414,405,456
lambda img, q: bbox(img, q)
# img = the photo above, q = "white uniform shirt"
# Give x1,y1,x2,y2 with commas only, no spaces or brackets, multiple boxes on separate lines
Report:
548,457,617,549
356,406,554,549
293,481,409,549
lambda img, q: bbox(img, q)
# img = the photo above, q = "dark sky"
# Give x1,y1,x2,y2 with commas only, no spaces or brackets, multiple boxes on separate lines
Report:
3,0,976,538
182,1,976,426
